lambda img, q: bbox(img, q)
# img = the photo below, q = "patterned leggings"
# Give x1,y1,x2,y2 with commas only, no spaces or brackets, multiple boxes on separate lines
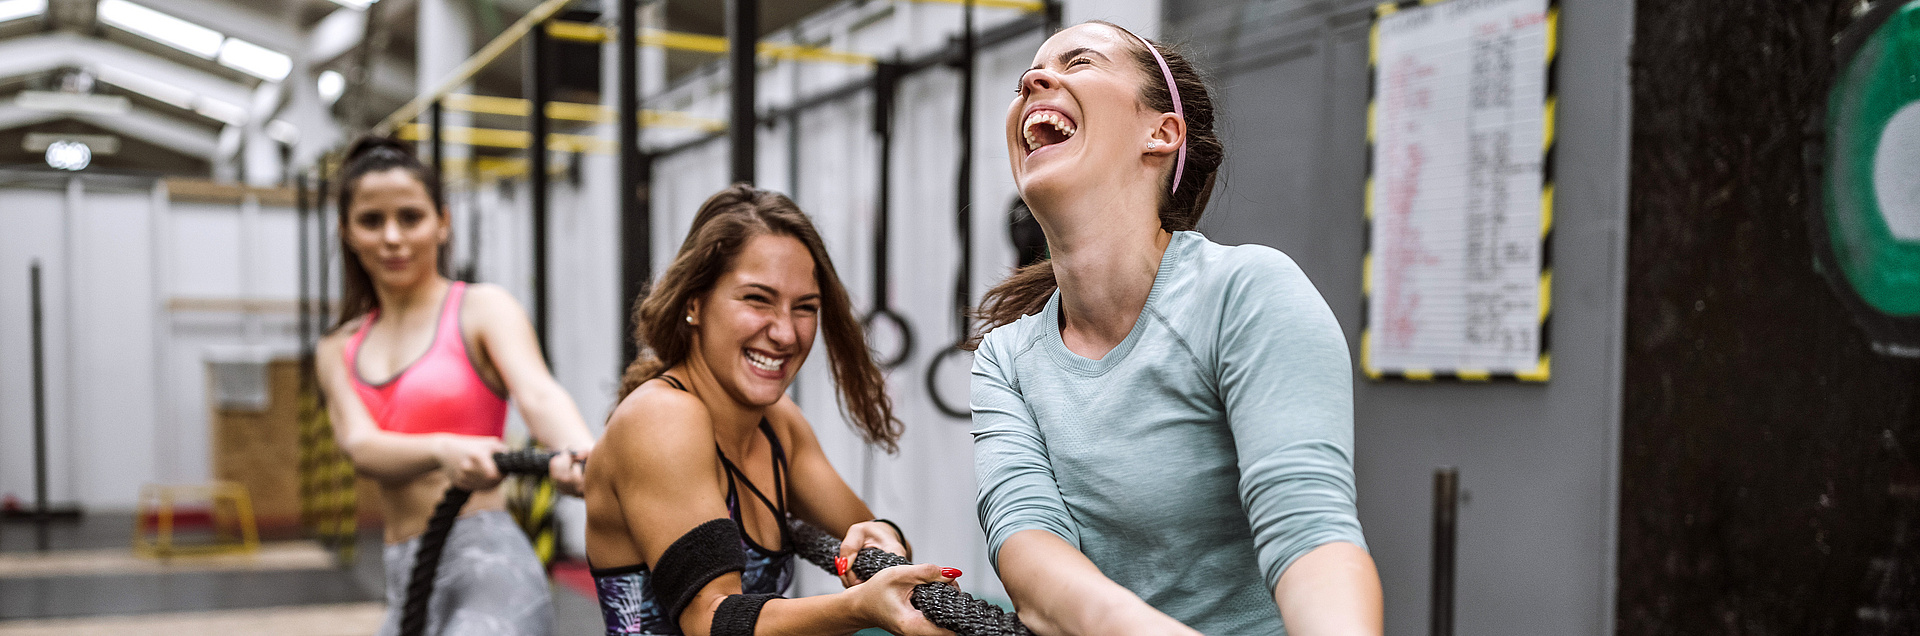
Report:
377,510,553,636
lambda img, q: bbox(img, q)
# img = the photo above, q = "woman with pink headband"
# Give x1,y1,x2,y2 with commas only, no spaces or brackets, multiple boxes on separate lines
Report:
970,21,1383,635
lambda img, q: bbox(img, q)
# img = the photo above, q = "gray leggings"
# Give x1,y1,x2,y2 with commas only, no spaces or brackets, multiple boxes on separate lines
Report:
378,509,553,636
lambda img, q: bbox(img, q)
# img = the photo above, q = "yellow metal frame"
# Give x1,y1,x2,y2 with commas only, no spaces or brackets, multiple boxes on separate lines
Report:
133,482,260,558
378,0,576,134
545,22,875,65
396,122,617,154
439,93,724,131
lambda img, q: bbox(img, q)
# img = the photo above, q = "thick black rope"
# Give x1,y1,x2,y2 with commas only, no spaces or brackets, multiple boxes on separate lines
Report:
790,521,1032,636
399,449,557,636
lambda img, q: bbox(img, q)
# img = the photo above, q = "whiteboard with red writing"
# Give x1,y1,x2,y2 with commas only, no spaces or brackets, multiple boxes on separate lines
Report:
1363,0,1556,382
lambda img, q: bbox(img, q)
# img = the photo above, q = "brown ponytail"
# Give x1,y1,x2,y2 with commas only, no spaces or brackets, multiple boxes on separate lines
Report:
968,22,1223,348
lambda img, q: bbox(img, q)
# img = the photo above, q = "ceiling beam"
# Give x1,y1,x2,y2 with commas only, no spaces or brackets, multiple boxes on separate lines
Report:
0,106,61,131
74,106,219,159
0,33,254,111
0,104,217,160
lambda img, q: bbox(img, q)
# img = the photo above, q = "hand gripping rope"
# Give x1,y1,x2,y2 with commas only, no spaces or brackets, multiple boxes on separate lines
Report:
399,448,558,636
404,450,1030,636
790,521,1032,636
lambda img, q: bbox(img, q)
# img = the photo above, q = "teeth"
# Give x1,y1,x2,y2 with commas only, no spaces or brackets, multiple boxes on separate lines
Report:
1022,110,1076,151
745,350,782,372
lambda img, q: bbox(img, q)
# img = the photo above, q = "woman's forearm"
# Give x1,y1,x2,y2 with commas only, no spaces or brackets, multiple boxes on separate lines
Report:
1271,541,1382,636
517,380,595,451
997,530,1199,636
340,430,445,482
683,594,867,636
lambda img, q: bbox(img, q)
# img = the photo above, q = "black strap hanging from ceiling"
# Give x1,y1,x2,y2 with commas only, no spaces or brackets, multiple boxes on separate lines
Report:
864,59,915,370
927,0,977,419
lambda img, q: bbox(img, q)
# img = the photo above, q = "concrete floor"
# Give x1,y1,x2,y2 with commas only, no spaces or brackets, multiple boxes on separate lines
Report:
0,513,604,635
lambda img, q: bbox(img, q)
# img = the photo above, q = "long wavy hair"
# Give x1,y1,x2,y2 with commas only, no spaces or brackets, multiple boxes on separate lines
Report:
968,21,1223,347
620,184,903,452
330,136,448,330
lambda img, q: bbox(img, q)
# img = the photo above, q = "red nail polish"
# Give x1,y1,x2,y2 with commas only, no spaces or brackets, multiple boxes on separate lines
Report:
940,567,963,578
835,556,849,576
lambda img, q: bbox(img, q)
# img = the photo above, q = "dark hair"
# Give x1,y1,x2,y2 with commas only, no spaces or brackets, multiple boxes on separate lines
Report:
619,184,903,452
331,136,447,331
969,21,1224,346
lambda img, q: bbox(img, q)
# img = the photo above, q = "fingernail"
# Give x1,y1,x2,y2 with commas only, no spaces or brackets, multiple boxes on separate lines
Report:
835,556,849,576
940,567,963,578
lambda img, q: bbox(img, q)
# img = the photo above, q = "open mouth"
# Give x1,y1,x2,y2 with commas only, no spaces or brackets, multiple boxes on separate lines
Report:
1022,109,1076,154
744,349,786,374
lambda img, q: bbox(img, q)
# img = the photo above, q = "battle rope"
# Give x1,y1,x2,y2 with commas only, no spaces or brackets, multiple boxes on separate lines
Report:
403,450,1029,636
399,448,557,636
790,521,1032,636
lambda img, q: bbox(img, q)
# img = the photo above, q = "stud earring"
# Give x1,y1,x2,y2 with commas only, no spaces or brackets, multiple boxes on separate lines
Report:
685,315,694,325
1147,141,1159,150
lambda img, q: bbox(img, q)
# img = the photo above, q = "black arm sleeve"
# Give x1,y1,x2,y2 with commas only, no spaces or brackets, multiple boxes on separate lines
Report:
653,518,747,624
710,593,782,636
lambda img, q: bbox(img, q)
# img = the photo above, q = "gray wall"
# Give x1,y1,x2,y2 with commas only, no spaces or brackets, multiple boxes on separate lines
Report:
1164,1,1633,634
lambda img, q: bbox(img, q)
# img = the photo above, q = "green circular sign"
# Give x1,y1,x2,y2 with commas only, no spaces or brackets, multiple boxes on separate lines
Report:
1827,0,1920,316
1820,0,1920,355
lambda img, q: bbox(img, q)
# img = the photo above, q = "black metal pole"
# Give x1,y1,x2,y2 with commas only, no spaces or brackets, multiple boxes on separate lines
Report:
430,100,444,192
873,61,894,320
30,262,48,549
527,18,552,356
618,0,649,372
1432,467,1458,636
955,0,974,336
727,0,757,184
317,161,332,331
297,172,312,368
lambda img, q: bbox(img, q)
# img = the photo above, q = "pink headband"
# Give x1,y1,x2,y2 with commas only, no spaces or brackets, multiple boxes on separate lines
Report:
1113,25,1186,195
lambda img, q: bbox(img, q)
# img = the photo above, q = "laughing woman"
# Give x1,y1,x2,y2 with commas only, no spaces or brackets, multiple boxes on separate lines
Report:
585,185,957,636
971,22,1384,636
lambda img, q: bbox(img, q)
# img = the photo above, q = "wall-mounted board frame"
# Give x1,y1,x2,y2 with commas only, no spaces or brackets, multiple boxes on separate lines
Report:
1362,0,1558,382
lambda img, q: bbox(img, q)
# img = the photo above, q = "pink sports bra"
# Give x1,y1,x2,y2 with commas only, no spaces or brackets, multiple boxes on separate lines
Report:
343,282,508,438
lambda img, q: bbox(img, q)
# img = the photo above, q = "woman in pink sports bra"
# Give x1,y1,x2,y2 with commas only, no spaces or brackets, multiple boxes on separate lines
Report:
313,137,596,636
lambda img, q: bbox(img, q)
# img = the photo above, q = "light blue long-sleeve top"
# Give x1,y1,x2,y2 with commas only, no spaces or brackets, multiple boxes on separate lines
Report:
972,230,1366,635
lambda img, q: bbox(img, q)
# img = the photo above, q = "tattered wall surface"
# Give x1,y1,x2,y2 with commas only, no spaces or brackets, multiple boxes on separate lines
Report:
1619,0,1920,633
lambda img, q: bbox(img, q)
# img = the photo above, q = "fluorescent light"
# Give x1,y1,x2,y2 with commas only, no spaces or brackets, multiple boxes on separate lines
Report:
0,0,46,23
14,90,131,115
25,133,121,155
328,0,376,9
266,119,299,145
217,37,291,82
98,0,223,58
95,64,197,109
194,96,247,126
317,70,345,105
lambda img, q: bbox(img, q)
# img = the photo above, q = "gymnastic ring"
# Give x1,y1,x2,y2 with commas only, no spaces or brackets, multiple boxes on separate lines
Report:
862,308,916,370
924,344,971,419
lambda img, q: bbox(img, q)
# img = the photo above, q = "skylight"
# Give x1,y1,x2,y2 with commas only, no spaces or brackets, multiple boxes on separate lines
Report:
0,0,46,23
218,38,292,81
97,0,223,59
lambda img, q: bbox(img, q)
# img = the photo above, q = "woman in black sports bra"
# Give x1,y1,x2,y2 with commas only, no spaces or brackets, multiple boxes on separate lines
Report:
584,185,958,636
